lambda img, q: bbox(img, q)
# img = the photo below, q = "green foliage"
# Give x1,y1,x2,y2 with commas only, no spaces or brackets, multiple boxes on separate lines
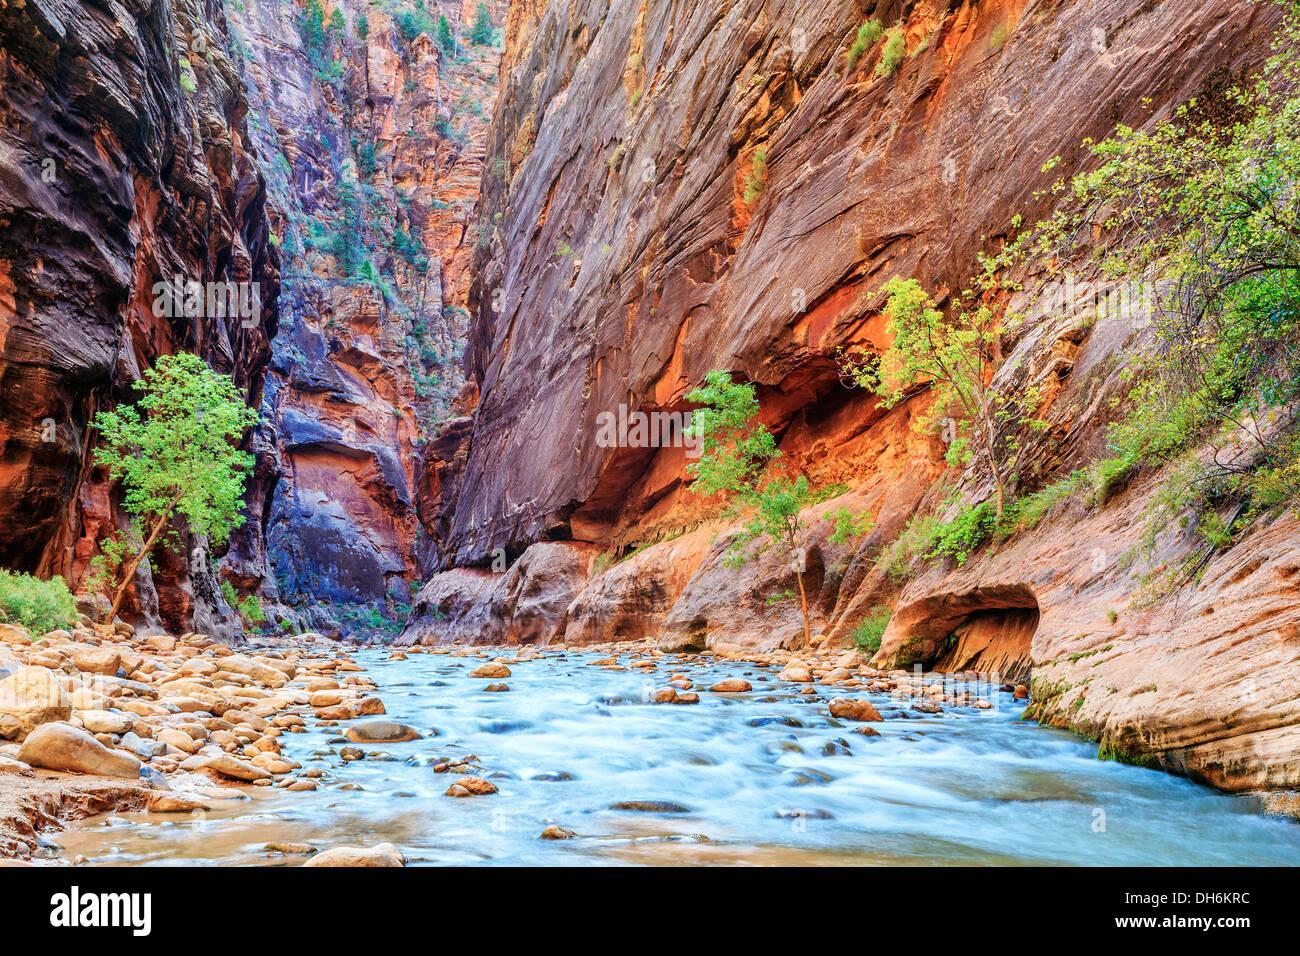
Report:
827,506,874,544
875,26,905,77
847,19,884,71
849,276,1046,519
687,371,816,643
0,570,77,636
299,0,329,66
875,512,942,581
925,501,999,565
989,4,1300,602
742,147,767,204
356,11,369,40
851,606,891,654
92,353,259,620
469,2,494,45
435,13,455,53
221,580,265,625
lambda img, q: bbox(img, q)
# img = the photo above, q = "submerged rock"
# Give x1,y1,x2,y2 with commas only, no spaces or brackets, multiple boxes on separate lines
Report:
303,843,405,867
345,720,422,744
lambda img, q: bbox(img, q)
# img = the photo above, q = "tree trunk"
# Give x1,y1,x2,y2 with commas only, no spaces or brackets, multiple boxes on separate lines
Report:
796,566,812,648
104,499,180,624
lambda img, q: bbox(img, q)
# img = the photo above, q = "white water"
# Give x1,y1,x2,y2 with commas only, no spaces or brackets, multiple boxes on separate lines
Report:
54,648,1300,865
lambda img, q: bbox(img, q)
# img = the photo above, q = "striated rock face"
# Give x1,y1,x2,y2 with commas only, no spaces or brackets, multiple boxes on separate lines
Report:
403,0,1299,796
441,0,1276,565
216,0,507,637
0,0,278,639
0,0,506,638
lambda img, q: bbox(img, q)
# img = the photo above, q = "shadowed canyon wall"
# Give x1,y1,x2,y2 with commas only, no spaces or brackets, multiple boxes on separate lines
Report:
404,0,1300,796
0,0,506,639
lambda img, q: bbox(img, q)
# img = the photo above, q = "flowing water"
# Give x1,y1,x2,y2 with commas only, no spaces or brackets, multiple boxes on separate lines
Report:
53,648,1300,866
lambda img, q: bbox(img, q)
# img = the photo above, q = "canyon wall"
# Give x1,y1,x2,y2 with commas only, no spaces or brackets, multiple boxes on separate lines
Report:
217,0,507,636
0,0,506,639
405,0,1300,796
0,0,278,639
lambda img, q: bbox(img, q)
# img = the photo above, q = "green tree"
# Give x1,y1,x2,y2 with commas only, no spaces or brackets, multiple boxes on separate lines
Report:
299,0,328,66
435,14,455,55
845,276,1044,519
469,3,494,45
91,352,259,623
1000,2,1300,597
686,370,816,646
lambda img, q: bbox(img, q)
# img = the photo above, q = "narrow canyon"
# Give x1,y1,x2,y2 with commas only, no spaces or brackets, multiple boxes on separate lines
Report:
1,0,1298,868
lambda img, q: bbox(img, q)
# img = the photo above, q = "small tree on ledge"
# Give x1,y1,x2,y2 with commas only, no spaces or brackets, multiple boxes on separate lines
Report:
686,370,816,647
91,352,260,623
845,276,1045,519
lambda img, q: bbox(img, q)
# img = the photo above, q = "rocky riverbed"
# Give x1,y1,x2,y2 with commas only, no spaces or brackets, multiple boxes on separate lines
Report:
4,621,1298,866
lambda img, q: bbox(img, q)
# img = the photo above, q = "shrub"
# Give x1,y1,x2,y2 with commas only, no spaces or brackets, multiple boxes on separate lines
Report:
926,501,998,565
847,19,884,71
742,147,767,204
851,606,891,654
0,570,77,636
875,27,906,77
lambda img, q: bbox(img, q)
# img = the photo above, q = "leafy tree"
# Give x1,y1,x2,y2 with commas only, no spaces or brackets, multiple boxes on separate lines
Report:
845,276,1045,519
1001,1,1300,597
469,2,494,45
91,353,259,623
356,11,369,41
686,370,816,646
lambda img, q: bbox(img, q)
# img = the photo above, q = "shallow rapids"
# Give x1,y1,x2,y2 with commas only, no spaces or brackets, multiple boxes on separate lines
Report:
53,648,1300,866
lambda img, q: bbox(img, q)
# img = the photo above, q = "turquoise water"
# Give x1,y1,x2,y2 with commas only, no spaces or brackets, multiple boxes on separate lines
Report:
53,648,1300,866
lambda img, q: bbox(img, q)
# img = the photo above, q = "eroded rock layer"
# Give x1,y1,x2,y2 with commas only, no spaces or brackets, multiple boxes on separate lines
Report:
404,0,1299,796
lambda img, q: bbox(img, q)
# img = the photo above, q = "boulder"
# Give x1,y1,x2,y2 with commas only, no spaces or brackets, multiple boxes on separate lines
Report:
0,666,72,739
76,709,133,735
709,678,752,693
68,644,120,676
828,698,883,722
17,722,142,777
469,662,511,679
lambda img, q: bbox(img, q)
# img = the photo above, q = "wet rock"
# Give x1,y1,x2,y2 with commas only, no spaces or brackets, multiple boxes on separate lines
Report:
540,825,576,840
345,720,422,744
672,692,700,705
196,753,272,782
775,808,834,820
340,746,365,761
147,793,210,813
484,683,510,692
266,842,317,854
852,726,883,738
469,662,511,679
530,770,575,782
609,800,691,813
303,843,405,867
779,665,813,683
17,722,141,777
651,686,678,703
1014,685,1030,700
828,698,883,722
445,776,499,797
747,715,804,728
709,678,752,693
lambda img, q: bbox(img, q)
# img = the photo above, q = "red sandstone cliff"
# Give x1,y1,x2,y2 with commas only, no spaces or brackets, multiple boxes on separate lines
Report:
403,0,1299,796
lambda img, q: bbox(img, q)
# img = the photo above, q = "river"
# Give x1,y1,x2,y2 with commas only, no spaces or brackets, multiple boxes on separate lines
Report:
51,647,1300,865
